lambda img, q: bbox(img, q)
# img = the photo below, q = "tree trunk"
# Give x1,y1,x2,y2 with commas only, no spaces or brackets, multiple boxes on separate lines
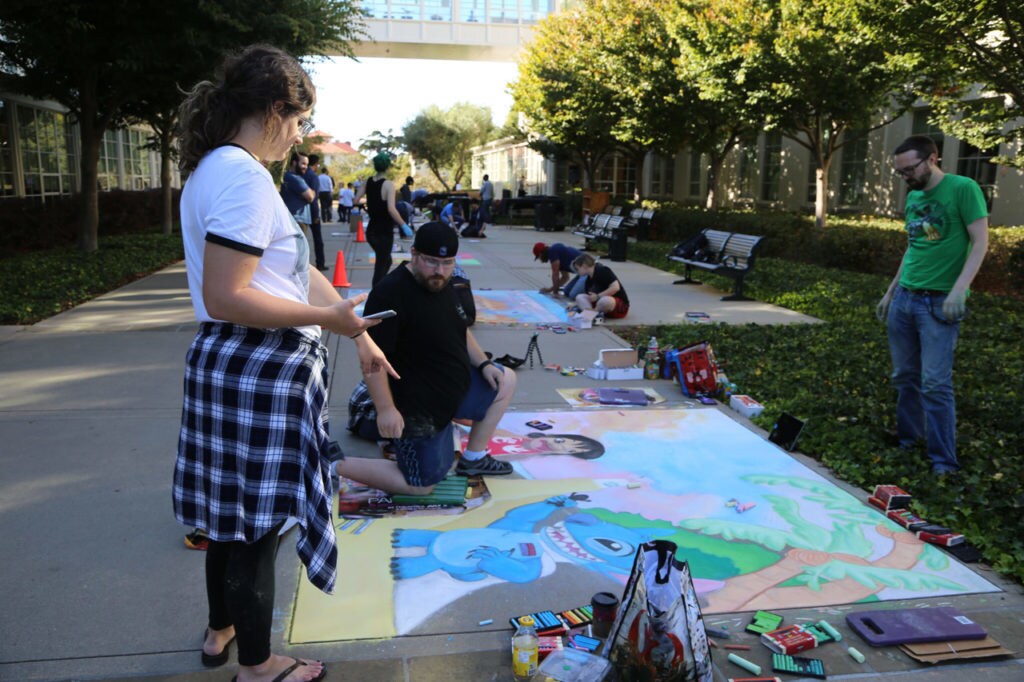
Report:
77,76,102,253
159,127,174,235
814,158,832,228
705,151,728,210
77,122,102,253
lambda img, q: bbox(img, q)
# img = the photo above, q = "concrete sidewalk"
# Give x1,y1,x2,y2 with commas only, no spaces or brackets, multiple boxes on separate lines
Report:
1,223,1020,682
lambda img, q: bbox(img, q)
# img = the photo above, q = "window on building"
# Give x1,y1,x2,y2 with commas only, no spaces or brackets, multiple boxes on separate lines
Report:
98,130,120,191
956,141,998,210
761,131,781,202
649,153,675,198
16,103,75,200
491,0,521,22
688,152,702,198
0,101,14,198
423,0,452,21
737,143,758,200
912,109,945,160
391,0,419,20
124,128,153,190
838,129,869,207
616,155,636,197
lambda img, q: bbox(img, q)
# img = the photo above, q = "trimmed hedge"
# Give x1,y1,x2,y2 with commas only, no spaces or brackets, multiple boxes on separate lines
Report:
0,189,181,254
631,204,1023,296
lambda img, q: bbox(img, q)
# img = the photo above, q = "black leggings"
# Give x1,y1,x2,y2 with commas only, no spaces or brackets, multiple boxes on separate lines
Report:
367,227,394,287
205,522,283,666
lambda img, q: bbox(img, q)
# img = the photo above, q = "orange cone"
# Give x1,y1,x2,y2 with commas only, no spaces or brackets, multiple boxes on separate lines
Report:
331,250,351,287
355,215,366,243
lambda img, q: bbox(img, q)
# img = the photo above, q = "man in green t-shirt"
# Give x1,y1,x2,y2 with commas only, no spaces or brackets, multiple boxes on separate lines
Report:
876,135,989,475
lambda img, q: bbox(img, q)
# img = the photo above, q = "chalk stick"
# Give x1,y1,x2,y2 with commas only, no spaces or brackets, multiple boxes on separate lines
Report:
627,482,643,489
817,619,842,641
728,653,761,675
847,646,865,663
724,644,751,650
706,626,731,639
478,619,493,626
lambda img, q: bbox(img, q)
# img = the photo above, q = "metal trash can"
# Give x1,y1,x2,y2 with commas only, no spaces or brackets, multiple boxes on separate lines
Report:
348,208,361,233
608,228,628,261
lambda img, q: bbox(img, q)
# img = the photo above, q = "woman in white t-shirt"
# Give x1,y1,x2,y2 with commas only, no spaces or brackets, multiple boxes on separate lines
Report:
173,45,395,682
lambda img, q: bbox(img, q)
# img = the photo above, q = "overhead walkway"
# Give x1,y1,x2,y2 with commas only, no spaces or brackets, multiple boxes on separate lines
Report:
355,0,571,60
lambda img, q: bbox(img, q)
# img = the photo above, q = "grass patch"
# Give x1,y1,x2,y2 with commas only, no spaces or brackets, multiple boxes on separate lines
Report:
622,241,1024,584
0,232,184,325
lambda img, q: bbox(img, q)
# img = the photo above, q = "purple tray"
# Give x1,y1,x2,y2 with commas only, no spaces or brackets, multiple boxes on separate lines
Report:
846,607,987,646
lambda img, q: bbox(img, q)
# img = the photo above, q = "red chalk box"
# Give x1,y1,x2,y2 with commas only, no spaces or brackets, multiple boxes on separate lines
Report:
760,624,818,654
871,484,911,510
538,636,564,661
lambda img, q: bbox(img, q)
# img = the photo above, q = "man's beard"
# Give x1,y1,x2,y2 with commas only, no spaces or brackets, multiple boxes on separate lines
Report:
412,268,450,293
906,169,932,191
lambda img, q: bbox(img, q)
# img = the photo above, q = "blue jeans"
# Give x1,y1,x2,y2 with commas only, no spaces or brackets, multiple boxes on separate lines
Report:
886,286,961,472
564,274,588,299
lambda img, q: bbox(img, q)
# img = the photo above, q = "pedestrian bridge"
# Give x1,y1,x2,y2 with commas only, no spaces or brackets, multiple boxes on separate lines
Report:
354,0,566,60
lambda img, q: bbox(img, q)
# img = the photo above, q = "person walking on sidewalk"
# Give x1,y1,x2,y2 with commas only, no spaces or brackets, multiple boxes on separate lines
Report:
174,44,395,682
317,167,334,222
354,153,412,287
876,135,989,476
345,222,516,492
338,182,354,222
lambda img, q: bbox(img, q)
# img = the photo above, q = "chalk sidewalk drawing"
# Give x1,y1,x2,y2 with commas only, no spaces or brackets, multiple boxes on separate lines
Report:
342,288,568,325
290,408,996,643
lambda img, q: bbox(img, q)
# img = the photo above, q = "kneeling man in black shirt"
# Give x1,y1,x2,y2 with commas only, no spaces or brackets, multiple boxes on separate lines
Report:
343,222,516,494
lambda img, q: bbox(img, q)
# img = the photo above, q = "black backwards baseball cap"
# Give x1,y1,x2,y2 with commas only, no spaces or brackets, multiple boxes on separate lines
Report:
412,221,459,258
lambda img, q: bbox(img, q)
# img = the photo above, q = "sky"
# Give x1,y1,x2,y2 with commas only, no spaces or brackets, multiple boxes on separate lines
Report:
305,57,520,147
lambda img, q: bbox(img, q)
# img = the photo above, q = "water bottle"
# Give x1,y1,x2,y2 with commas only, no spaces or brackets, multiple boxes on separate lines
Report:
511,615,539,680
644,336,660,380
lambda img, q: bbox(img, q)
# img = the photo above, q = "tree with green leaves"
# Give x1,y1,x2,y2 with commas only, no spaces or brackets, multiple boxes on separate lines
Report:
668,2,770,208
0,0,364,251
672,0,918,226
855,0,1023,168
586,0,692,200
402,103,494,190
511,4,619,190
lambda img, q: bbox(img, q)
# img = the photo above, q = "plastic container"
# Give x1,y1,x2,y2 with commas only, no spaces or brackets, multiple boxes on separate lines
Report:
529,648,613,681
512,615,540,680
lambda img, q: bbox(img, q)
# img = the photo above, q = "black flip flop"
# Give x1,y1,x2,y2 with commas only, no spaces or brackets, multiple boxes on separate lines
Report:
231,658,328,682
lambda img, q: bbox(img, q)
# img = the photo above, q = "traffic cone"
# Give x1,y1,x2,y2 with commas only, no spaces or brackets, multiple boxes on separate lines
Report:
355,215,366,243
331,250,351,287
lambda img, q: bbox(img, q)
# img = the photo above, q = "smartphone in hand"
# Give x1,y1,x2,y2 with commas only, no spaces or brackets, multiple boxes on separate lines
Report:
363,309,397,320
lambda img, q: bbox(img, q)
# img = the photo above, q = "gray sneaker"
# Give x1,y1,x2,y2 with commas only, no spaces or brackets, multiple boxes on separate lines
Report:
455,454,513,476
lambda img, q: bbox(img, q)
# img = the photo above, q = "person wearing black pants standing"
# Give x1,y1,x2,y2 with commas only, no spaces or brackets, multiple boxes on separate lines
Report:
174,44,395,682
304,154,326,270
355,152,412,287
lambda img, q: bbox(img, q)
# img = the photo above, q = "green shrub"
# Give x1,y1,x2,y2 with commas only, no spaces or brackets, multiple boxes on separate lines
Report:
0,232,184,324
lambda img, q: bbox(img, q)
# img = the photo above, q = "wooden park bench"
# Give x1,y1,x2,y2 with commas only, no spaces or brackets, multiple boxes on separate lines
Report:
668,228,764,301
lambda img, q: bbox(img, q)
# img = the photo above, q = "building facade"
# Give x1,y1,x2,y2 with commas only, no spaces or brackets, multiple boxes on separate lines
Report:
0,93,171,203
472,107,1024,226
